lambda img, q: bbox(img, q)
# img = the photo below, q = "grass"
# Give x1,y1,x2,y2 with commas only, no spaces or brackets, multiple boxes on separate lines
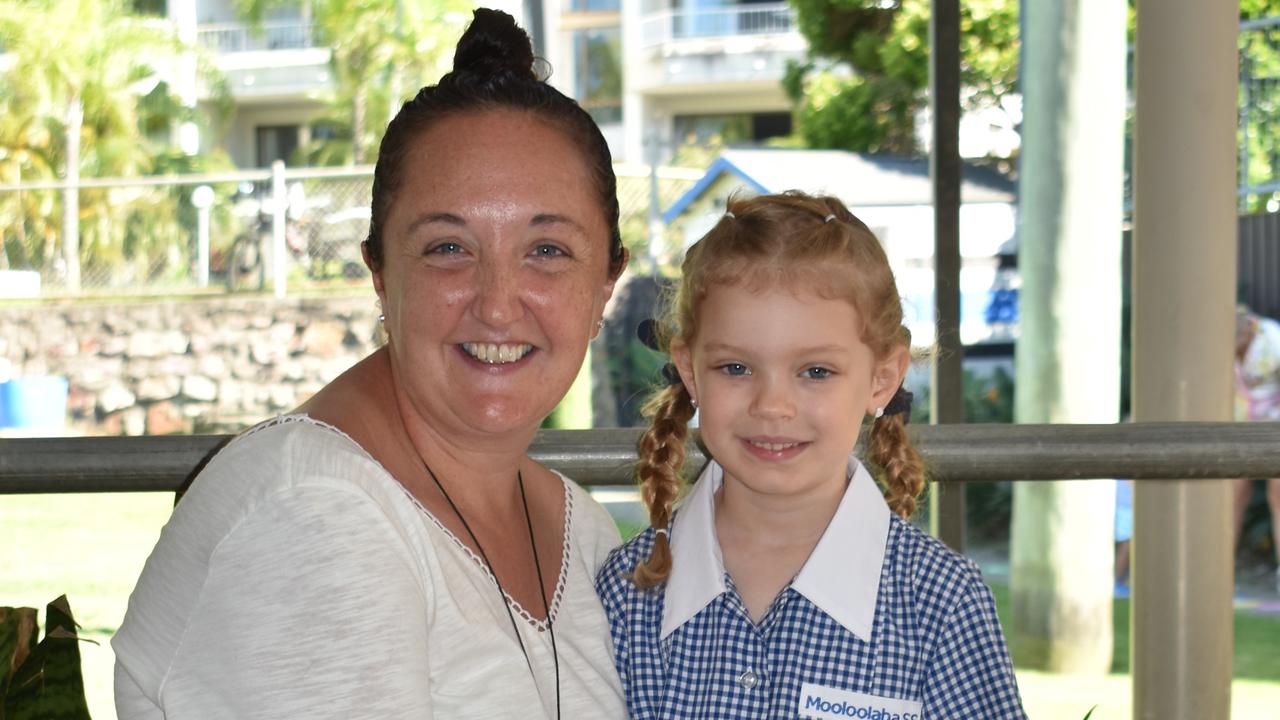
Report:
988,582,1280,718
4,493,1278,719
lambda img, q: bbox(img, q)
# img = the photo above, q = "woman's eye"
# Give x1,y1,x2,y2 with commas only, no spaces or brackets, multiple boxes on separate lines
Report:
718,363,750,376
426,241,463,255
532,243,567,258
804,366,833,380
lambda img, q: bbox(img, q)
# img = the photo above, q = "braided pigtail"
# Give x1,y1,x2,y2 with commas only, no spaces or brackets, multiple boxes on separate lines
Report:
632,382,696,588
868,411,926,518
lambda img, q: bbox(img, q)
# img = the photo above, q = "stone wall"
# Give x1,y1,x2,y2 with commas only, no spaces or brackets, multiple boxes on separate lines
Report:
0,295,382,435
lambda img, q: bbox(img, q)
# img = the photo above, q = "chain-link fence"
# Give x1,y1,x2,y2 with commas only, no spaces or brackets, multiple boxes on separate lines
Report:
0,163,701,299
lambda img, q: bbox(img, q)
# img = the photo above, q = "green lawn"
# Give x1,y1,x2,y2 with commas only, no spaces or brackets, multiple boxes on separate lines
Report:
4,493,1278,719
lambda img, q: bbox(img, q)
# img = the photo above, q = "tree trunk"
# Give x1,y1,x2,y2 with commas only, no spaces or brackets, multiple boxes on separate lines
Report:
1009,0,1126,673
351,89,366,165
62,94,82,294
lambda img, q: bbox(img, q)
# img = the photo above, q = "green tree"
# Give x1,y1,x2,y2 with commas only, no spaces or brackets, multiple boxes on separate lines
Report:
785,0,1018,153
235,0,472,165
1239,0,1280,210
0,0,229,290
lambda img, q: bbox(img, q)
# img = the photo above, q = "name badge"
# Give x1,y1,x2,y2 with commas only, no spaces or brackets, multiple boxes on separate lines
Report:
798,683,923,720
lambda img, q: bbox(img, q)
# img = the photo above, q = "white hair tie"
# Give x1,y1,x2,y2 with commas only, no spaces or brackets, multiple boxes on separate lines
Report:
724,211,736,219
824,214,837,223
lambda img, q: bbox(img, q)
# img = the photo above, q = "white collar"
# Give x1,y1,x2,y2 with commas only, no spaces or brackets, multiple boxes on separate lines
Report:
660,454,892,642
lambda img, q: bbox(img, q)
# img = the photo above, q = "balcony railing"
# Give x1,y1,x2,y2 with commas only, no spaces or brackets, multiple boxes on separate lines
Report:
640,3,797,48
197,20,317,54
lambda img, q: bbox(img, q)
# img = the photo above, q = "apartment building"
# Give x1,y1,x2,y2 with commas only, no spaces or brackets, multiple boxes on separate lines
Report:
176,0,804,167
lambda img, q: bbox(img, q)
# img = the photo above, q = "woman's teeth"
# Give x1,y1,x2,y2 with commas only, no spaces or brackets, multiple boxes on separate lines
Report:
462,342,533,364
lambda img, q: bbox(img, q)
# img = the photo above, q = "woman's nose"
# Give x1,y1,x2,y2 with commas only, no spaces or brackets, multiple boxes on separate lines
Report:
474,261,524,327
750,378,796,420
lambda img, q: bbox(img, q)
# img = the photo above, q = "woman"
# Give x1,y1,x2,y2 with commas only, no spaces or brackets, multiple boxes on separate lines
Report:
113,10,628,719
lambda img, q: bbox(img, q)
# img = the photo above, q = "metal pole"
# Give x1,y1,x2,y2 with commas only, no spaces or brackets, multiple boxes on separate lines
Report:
4,422,1280,495
928,0,964,551
1131,1,1238,717
271,160,287,299
197,206,210,287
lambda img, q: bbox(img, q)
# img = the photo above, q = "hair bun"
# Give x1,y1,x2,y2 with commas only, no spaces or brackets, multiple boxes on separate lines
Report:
453,8,537,81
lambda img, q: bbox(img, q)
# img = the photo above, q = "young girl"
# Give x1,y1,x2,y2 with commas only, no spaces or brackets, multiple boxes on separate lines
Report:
596,192,1025,719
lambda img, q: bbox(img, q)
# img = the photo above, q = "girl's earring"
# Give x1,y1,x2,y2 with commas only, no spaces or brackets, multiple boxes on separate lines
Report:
379,314,386,323
691,397,699,410
874,407,884,419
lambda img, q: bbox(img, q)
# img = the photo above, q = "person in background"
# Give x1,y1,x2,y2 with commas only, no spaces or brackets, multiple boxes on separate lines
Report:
1233,305,1280,594
113,10,628,718
597,192,1024,718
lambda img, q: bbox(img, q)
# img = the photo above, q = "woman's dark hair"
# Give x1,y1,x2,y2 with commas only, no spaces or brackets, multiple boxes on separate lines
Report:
365,8,624,277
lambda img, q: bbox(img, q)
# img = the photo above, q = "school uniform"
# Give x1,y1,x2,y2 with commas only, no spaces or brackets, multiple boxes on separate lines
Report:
596,457,1026,719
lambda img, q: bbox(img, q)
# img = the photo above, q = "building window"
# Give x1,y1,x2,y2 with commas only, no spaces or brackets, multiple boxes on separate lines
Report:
573,28,623,125
672,112,792,146
256,125,300,167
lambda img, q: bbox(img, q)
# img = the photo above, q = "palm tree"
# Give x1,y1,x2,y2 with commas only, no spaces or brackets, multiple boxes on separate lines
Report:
234,0,471,165
0,0,215,291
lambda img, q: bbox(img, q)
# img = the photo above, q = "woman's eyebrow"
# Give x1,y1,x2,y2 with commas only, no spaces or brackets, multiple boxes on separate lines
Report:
406,212,466,235
530,214,585,233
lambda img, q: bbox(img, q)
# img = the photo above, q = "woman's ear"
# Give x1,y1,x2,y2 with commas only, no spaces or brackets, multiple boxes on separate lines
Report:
670,338,698,405
868,345,910,414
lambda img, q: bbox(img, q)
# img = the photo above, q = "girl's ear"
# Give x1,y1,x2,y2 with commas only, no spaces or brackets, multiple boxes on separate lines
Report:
868,344,910,415
670,338,698,404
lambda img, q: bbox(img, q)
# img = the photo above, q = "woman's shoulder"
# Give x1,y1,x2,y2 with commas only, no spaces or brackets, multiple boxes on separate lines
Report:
552,471,623,568
174,415,409,540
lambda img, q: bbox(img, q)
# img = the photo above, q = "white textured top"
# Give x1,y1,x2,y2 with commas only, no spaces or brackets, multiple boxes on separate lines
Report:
113,415,626,719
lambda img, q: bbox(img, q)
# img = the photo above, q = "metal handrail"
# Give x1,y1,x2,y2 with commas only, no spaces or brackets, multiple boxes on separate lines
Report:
2,422,1276,494
640,3,797,48
196,20,317,54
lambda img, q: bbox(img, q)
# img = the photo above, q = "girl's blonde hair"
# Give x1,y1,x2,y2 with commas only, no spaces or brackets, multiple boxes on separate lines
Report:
632,191,925,589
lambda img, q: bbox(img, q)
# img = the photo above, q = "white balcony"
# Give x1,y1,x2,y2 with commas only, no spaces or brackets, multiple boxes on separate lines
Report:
633,3,806,94
196,21,331,102
197,20,318,53
640,3,799,48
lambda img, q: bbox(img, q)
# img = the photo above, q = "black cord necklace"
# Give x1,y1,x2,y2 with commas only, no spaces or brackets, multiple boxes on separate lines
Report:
424,464,561,719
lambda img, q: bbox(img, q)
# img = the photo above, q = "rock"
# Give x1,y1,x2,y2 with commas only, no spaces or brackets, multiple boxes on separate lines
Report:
251,340,285,366
137,376,180,402
164,330,190,355
66,384,96,420
198,354,228,378
269,321,297,346
268,384,296,410
122,406,147,436
100,335,128,357
182,375,219,402
146,401,189,435
98,382,136,414
298,321,347,358
217,379,245,414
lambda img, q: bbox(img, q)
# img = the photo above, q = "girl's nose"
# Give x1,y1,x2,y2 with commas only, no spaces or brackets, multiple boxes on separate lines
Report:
750,378,796,420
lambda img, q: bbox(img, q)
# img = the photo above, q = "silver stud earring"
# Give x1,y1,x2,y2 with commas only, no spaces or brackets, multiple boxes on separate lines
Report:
596,319,604,332
378,314,385,323
691,398,699,410
874,407,884,419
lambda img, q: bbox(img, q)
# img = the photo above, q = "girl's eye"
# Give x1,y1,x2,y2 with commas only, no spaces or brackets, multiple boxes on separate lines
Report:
804,366,833,380
718,363,750,376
